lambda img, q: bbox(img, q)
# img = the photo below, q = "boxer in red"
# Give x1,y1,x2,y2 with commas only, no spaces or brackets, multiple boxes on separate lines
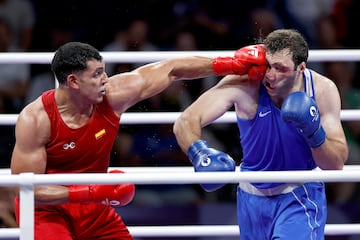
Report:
10,42,266,239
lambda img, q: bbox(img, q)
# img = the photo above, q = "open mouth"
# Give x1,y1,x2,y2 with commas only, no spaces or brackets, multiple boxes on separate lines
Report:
100,89,106,95
265,81,274,90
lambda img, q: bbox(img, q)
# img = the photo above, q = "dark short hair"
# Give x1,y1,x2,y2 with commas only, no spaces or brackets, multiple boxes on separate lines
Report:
51,42,103,84
264,29,308,67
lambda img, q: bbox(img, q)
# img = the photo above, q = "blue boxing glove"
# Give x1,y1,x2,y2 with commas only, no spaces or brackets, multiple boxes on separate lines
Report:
188,140,236,192
281,91,326,148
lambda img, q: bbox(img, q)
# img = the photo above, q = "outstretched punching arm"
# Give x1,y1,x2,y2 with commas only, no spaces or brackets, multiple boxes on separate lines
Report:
107,45,267,114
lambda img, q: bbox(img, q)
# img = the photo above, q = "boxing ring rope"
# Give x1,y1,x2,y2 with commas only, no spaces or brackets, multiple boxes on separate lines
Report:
1,171,360,239
1,109,360,125
1,49,360,239
1,49,360,63
2,225,360,239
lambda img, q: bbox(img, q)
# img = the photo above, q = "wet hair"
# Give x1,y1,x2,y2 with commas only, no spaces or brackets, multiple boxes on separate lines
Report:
51,42,103,84
263,29,308,67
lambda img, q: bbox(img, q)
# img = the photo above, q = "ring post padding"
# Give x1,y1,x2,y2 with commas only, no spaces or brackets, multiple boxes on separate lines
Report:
19,172,35,240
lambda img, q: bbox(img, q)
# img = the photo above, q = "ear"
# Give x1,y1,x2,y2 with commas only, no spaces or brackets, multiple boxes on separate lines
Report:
67,74,80,89
298,62,306,72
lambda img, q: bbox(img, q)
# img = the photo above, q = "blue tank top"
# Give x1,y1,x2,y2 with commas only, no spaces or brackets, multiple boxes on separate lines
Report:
237,69,317,188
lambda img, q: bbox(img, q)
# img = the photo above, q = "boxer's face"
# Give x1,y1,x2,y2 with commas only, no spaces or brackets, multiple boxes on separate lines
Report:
69,60,108,104
263,49,298,97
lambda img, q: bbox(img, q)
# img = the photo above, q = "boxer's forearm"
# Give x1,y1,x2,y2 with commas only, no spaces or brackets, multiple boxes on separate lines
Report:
34,185,69,206
311,138,347,170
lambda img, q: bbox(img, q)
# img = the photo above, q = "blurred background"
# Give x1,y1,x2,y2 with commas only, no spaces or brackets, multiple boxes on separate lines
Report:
1,0,360,239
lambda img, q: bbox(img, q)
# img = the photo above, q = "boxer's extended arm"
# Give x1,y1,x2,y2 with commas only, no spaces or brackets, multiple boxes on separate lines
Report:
107,46,266,113
107,56,215,113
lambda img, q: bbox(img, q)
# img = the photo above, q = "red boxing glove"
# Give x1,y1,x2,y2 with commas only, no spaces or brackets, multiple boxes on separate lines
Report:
212,44,266,80
68,170,135,206
248,64,267,81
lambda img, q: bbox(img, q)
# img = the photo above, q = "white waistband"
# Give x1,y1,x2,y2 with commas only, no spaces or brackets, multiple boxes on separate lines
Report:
239,182,303,196
237,167,320,196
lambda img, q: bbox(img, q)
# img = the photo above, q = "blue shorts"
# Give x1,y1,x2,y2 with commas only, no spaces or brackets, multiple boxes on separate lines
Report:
237,182,327,240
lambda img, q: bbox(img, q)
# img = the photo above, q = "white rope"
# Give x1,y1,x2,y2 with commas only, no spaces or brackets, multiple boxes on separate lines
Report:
1,165,360,175
1,170,360,187
1,49,360,63
1,170,360,239
27,170,360,184
0,229,19,239
0,109,359,125
126,224,360,237
1,224,360,238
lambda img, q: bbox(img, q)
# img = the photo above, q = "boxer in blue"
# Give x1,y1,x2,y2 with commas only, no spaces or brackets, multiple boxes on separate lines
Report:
174,29,348,239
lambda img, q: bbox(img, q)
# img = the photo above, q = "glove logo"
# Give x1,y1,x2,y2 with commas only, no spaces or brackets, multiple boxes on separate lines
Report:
102,198,121,206
248,49,258,57
309,106,319,122
200,157,211,167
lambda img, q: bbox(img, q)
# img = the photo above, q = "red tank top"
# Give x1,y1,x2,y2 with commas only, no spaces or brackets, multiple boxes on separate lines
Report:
42,90,120,173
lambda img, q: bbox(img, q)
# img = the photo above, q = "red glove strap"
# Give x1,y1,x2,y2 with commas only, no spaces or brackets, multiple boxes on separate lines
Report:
68,185,91,203
212,57,235,76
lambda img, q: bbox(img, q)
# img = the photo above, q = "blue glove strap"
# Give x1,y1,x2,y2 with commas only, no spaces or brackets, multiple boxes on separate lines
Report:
188,140,209,164
307,125,326,148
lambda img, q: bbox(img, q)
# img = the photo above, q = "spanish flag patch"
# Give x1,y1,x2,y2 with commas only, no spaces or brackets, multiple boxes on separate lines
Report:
95,129,106,139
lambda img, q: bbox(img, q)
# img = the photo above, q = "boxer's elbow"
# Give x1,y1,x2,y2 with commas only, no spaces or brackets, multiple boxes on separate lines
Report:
173,112,200,153
339,142,349,168
317,140,348,170
173,113,189,144
332,139,348,170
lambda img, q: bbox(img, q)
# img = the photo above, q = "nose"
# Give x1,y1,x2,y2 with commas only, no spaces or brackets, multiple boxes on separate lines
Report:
265,67,275,81
102,72,108,84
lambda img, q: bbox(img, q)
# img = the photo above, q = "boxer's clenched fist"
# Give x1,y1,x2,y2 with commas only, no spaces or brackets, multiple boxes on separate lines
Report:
68,170,135,206
212,44,267,80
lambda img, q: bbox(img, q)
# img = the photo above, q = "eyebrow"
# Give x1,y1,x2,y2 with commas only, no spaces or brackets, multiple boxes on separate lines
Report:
270,61,293,70
94,67,104,72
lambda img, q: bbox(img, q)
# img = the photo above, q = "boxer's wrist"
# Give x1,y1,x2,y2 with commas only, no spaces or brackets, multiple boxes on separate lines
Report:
68,185,91,203
212,57,236,76
307,125,326,148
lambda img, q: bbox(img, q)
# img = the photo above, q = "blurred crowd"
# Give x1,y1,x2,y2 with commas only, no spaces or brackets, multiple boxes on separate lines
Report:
1,0,360,232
